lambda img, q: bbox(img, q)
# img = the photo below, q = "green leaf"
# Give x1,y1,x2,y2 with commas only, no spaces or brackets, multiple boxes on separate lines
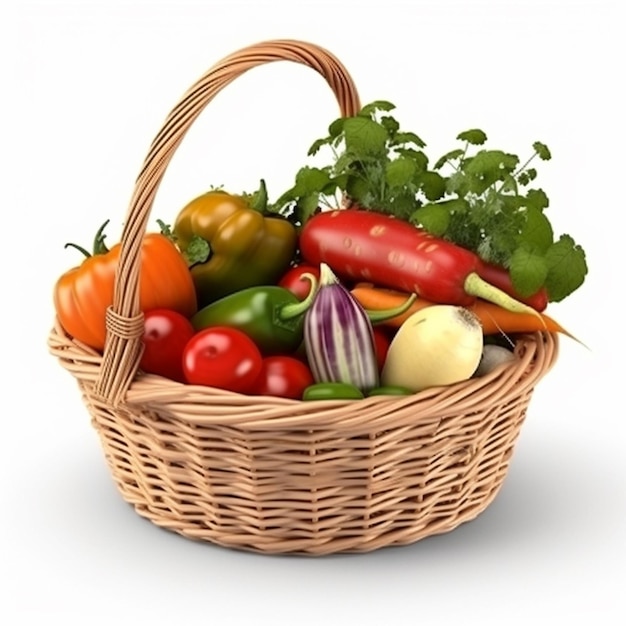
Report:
359,100,396,117
332,151,359,176
533,141,552,160
524,188,550,210
297,193,322,223
508,245,549,297
520,206,554,253
421,171,447,201
446,171,470,196
457,129,488,145
328,117,345,138
500,173,519,194
380,115,400,137
396,148,429,172
544,235,588,301
385,157,416,187
345,176,371,206
293,167,331,195
434,148,464,170
464,150,519,178
517,167,538,186
412,203,451,236
272,167,332,213
388,192,419,220
343,116,388,156
308,137,331,156
392,131,426,149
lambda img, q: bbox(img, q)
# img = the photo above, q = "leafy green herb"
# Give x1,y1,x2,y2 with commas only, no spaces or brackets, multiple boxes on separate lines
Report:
271,101,440,223
418,129,587,301
270,101,587,302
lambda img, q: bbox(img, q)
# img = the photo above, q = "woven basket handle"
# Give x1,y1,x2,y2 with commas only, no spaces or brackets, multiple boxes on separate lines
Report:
94,39,362,405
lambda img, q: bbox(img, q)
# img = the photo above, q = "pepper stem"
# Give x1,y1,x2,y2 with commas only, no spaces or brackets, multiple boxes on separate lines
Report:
366,293,418,324
63,242,92,258
64,219,111,258
279,273,319,320
92,219,110,254
464,272,545,323
249,178,269,214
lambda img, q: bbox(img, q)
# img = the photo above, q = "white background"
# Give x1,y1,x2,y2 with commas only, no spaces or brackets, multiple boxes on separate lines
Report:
4,0,625,623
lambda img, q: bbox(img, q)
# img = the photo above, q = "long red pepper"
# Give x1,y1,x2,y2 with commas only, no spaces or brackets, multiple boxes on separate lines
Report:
299,209,542,315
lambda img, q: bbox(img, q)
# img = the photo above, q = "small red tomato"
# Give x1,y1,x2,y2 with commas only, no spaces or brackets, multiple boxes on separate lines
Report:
140,309,195,382
278,264,320,300
182,326,263,393
250,356,315,399
372,326,392,373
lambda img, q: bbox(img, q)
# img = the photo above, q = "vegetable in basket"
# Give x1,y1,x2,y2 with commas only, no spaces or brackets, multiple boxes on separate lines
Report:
140,309,195,382
299,208,541,315
278,263,320,300
349,282,577,339
250,356,315,399
302,381,365,401
381,305,484,392
273,100,587,306
477,261,548,312
182,326,263,392
191,275,319,355
304,263,387,392
170,182,297,308
54,220,197,351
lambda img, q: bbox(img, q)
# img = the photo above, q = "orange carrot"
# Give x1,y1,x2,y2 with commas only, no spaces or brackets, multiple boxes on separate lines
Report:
352,282,578,339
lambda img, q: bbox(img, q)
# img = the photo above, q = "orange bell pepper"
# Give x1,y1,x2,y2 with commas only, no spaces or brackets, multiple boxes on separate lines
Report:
54,221,197,351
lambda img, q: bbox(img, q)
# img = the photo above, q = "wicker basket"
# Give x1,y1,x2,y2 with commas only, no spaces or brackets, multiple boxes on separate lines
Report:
48,40,559,555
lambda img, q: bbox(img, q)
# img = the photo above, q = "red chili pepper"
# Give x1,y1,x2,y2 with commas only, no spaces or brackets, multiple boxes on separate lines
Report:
299,209,540,315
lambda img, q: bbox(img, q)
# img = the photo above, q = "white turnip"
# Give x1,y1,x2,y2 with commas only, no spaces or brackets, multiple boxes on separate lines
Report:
381,305,483,392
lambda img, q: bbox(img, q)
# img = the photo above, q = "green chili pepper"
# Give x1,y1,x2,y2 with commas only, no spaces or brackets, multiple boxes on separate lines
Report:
302,382,365,401
191,275,318,355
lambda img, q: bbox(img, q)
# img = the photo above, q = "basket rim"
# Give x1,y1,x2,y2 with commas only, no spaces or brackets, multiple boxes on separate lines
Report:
48,316,559,430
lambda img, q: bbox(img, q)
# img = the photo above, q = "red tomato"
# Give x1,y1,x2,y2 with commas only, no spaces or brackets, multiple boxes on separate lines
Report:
250,356,315,399
372,326,392,373
278,264,320,300
182,326,263,393
140,309,195,382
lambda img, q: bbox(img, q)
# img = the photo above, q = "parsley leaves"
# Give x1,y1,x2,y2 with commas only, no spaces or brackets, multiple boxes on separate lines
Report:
271,101,587,303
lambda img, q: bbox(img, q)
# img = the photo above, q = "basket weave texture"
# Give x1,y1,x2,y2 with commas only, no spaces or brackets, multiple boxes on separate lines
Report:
48,40,559,555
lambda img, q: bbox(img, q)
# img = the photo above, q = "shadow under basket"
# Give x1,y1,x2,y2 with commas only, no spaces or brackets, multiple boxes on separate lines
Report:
47,39,559,555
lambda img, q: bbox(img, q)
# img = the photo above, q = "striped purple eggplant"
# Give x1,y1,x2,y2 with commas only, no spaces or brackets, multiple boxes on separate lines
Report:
304,263,380,391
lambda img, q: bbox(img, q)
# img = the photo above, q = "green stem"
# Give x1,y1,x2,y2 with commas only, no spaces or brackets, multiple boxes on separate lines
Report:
464,272,544,320
64,219,111,258
250,179,269,213
367,293,417,324
279,273,319,320
63,242,92,258
512,151,538,179
92,219,110,254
